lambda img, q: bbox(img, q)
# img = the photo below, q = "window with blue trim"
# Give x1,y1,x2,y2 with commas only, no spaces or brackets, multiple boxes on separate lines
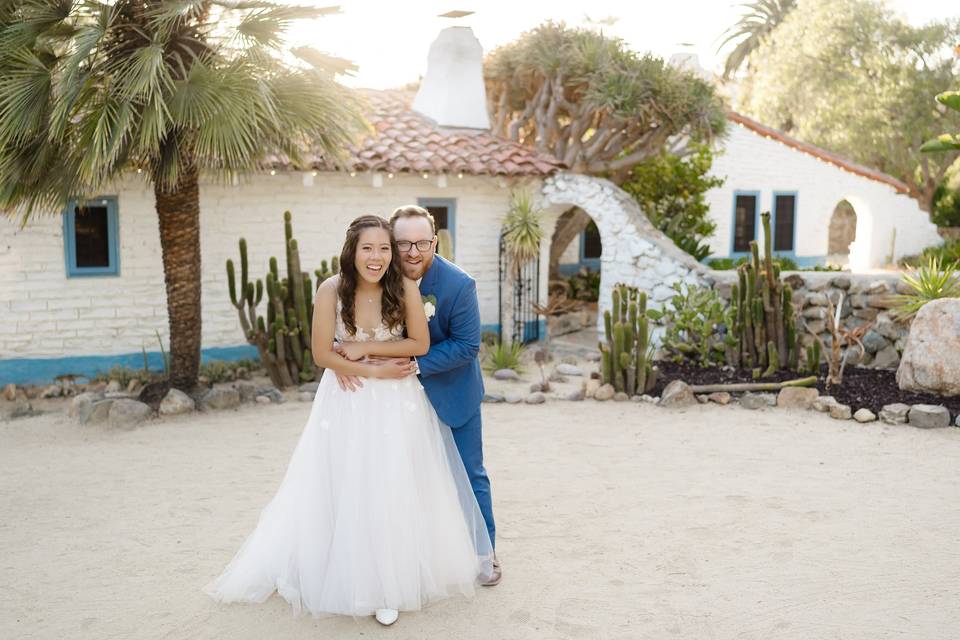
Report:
773,194,796,252
733,193,758,253
416,197,456,254
63,197,119,277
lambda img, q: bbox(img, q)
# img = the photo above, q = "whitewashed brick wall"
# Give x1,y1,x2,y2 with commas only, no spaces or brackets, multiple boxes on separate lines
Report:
0,173,520,359
706,123,942,268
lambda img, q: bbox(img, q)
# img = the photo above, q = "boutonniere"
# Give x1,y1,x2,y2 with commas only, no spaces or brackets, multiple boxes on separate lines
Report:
422,294,437,321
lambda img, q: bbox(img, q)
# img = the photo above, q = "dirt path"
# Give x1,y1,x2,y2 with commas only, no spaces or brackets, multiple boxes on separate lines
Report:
2,400,959,639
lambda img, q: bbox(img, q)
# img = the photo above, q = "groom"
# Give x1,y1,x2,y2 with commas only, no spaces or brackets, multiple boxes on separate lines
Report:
336,205,500,587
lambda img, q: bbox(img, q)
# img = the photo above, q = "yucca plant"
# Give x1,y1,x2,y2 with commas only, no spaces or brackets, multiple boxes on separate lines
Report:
0,1,365,390
501,187,544,267
482,340,526,373
891,255,960,320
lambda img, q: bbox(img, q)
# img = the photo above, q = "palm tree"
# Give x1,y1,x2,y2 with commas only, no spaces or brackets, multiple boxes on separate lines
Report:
718,0,796,79
0,1,365,390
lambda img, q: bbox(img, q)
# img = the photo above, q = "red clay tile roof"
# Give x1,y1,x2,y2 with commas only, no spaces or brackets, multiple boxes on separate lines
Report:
727,111,911,195
272,89,564,177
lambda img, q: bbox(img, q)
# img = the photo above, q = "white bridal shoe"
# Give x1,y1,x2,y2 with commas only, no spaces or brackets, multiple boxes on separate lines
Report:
375,608,399,626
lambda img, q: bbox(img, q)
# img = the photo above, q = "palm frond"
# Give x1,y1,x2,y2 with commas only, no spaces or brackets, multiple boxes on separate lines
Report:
718,0,796,79
0,46,51,145
235,5,337,48
291,46,357,76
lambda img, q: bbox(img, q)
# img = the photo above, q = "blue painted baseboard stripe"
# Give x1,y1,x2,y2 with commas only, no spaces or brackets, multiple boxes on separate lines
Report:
0,344,259,386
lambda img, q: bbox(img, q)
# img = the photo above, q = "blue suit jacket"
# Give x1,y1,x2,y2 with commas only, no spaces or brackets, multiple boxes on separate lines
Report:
417,256,485,428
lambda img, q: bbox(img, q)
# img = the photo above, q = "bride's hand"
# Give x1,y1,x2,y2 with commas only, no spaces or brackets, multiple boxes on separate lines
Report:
372,359,418,379
339,342,368,361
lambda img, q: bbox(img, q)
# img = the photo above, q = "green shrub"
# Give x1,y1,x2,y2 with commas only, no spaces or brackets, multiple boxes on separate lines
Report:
621,144,724,261
566,267,600,302
94,366,152,386
482,340,525,373
708,255,799,271
931,184,960,228
199,359,260,383
648,283,734,368
900,239,960,268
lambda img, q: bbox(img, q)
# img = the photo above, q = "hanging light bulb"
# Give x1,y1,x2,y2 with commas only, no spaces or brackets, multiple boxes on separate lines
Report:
270,169,276,176
387,172,394,179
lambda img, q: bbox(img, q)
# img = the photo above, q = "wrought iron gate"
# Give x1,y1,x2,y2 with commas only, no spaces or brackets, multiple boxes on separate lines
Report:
498,232,540,344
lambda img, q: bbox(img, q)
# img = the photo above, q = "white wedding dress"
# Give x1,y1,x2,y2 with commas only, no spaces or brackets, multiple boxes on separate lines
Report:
204,303,494,617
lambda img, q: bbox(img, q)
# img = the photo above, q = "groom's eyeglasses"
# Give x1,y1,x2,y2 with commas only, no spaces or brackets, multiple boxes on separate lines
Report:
396,239,434,252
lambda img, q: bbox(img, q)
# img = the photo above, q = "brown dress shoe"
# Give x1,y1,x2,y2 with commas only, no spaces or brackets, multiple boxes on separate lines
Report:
480,555,502,587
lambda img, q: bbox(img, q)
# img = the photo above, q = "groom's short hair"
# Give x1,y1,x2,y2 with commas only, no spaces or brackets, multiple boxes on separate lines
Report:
390,205,436,234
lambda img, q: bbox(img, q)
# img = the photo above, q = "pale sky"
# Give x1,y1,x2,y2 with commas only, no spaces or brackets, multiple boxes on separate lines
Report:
288,0,957,89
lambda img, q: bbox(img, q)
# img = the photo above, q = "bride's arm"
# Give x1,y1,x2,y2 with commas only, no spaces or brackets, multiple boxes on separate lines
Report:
348,278,430,359
311,278,412,378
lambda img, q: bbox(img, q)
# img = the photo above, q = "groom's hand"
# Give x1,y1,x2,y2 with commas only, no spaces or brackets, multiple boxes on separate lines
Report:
334,371,363,392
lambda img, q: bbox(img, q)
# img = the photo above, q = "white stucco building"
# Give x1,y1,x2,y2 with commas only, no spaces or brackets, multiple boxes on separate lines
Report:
0,31,944,385
0,27,563,384
705,112,942,269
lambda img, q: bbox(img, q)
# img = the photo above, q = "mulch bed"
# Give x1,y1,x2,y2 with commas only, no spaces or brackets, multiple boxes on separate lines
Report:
650,360,960,421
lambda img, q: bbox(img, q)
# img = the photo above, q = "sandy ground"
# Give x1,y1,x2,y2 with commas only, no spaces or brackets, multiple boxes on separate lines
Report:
2,398,960,640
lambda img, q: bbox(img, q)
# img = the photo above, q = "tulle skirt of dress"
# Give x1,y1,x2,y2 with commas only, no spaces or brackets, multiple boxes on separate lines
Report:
203,371,494,617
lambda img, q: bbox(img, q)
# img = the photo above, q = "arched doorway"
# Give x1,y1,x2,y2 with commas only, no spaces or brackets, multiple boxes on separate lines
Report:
546,208,603,345
827,200,857,265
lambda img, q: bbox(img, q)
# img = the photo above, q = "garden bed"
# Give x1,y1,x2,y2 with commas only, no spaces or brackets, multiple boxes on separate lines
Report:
650,360,960,421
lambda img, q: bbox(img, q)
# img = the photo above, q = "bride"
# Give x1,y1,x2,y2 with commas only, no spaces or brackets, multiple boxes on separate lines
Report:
204,215,494,626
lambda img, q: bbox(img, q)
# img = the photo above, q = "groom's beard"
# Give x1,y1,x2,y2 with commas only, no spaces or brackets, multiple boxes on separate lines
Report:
402,254,433,280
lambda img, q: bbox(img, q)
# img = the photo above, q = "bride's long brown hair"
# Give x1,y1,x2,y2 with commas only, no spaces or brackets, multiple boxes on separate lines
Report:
336,215,406,335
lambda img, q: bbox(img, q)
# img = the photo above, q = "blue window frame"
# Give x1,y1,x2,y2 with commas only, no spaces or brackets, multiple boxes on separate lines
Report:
577,219,602,272
417,197,456,252
63,196,120,277
730,190,760,256
771,191,798,256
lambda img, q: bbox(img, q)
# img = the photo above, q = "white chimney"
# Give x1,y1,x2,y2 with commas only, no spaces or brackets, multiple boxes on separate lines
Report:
668,52,713,82
412,26,490,130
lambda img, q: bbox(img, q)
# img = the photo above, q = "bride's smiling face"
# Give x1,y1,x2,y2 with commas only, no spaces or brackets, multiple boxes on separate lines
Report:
354,227,393,284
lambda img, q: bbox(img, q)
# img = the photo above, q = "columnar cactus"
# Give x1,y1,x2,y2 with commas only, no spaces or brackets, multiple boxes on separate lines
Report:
730,211,800,376
600,284,654,395
226,211,339,388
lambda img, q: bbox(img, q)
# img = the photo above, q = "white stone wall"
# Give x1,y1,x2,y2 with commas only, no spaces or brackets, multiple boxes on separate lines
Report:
706,123,942,269
0,173,519,359
540,174,709,332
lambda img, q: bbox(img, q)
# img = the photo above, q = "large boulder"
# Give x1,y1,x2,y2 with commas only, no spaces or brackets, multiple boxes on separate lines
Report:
159,389,196,416
657,380,696,408
777,387,819,410
896,298,960,396
200,388,241,411
108,399,153,429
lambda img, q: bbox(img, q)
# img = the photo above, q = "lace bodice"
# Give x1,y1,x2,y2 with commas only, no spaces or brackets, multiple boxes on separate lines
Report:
335,300,404,343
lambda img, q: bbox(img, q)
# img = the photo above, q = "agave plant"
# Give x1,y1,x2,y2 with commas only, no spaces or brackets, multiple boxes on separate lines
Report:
0,1,366,389
891,255,960,320
482,339,526,374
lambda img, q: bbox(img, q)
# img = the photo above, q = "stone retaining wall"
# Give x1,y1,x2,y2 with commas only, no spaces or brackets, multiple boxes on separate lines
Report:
706,271,912,370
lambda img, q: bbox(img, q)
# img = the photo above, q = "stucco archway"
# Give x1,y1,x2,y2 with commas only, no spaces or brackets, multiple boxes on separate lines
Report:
538,174,709,333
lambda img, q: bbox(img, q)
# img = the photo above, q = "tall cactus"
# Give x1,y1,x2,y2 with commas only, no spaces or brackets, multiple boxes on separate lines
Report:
732,211,800,375
599,284,654,396
226,211,339,388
